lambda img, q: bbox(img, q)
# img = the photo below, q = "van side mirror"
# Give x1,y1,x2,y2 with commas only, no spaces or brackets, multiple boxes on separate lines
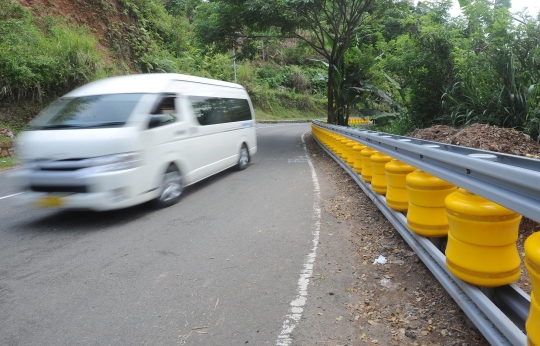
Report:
148,115,162,129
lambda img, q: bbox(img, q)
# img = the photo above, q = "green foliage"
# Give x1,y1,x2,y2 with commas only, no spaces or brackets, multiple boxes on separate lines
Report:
116,0,190,72
0,0,329,129
372,112,417,135
192,0,377,124
0,0,109,102
373,0,540,139
3,0,540,137
165,0,202,23
232,60,327,114
437,0,540,138
379,0,457,128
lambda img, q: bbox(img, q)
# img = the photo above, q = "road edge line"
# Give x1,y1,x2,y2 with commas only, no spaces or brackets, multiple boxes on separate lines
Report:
276,132,321,346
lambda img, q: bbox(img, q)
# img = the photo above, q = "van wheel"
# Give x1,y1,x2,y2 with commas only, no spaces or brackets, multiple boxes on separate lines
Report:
236,144,249,171
153,164,183,208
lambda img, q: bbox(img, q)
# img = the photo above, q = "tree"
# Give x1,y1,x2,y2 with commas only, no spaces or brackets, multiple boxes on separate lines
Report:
379,0,457,127
165,0,202,23
193,0,375,124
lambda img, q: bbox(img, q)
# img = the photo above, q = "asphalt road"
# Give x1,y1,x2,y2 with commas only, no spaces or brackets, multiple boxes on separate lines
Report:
0,123,320,346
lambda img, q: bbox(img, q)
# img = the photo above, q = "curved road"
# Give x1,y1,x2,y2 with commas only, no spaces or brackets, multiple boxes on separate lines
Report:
0,123,320,345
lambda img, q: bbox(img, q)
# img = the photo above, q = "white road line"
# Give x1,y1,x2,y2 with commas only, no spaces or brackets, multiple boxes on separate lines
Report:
0,192,23,200
276,132,321,346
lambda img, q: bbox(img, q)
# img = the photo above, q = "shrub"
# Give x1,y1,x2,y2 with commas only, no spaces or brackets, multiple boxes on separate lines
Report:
0,0,108,102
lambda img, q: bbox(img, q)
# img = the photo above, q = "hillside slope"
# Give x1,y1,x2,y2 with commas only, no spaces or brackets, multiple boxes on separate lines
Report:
0,0,326,131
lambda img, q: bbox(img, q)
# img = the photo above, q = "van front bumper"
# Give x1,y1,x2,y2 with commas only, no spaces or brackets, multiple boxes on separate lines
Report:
9,166,150,211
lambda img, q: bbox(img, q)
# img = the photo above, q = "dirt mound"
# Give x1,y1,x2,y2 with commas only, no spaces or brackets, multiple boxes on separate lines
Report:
407,124,540,157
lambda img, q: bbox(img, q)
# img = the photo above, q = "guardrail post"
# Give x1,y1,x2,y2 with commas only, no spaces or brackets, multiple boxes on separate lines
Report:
371,152,393,195
525,232,540,345
445,189,522,287
361,147,378,183
385,160,416,212
406,170,457,237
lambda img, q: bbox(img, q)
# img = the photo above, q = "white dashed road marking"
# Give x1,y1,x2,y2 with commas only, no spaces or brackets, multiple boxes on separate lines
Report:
0,192,22,201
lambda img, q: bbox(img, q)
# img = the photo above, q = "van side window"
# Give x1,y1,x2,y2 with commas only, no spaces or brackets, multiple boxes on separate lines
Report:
189,96,251,126
149,96,177,128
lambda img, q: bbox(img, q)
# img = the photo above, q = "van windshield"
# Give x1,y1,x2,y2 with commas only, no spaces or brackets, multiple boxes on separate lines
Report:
31,94,144,130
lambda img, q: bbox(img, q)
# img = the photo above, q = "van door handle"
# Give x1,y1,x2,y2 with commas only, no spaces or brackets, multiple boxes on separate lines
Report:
175,130,186,135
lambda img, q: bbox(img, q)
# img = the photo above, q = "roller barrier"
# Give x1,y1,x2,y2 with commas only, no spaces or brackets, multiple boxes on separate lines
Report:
385,160,415,212
407,170,456,238
371,152,392,195
349,117,371,125
361,146,377,183
311,121,540,345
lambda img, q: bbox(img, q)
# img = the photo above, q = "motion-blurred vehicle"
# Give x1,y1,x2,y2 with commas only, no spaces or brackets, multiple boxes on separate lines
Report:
10,73,257,211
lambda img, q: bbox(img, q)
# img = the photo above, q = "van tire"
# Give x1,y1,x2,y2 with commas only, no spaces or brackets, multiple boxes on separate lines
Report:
236,144,249,171
153,164,184,208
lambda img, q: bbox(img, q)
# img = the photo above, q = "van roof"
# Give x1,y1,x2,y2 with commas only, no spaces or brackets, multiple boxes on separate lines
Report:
65,73,245,97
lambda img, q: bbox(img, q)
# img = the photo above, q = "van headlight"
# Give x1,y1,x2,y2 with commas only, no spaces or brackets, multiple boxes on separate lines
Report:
87,152,142,173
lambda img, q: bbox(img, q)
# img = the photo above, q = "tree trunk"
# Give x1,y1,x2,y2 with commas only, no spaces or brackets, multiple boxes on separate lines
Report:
327,64,335,124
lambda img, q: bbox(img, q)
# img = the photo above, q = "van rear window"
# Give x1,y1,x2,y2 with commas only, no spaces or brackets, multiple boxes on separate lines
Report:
189,97,251,126
31,94,144,130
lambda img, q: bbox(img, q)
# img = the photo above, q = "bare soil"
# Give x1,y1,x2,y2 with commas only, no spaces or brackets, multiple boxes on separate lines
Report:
297,133,489,346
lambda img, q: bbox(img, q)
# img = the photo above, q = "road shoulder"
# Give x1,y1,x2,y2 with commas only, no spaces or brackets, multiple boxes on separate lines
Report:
290,133,488,346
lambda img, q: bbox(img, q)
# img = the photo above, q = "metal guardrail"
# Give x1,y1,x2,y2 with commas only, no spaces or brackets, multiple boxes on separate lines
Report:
311,121,535,346
313,120,540,224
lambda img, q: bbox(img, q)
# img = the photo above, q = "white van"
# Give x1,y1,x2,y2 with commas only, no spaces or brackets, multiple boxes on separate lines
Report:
10,73,257,211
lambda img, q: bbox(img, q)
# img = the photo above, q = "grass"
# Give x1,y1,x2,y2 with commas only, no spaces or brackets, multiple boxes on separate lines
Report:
0,157,17,170
254,106,325,121
253,93,327,121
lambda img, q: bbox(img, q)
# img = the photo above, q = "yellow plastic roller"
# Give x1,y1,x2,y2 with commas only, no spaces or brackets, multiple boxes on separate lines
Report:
525,232,540,345
528,293,540,346
361,147,378,183
333,135,343,156
352,144,366,175
385,160,416,212
406,170,456,237
346,141,356,167
445,189,522,287
339,139,349,160
370,152,393,195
